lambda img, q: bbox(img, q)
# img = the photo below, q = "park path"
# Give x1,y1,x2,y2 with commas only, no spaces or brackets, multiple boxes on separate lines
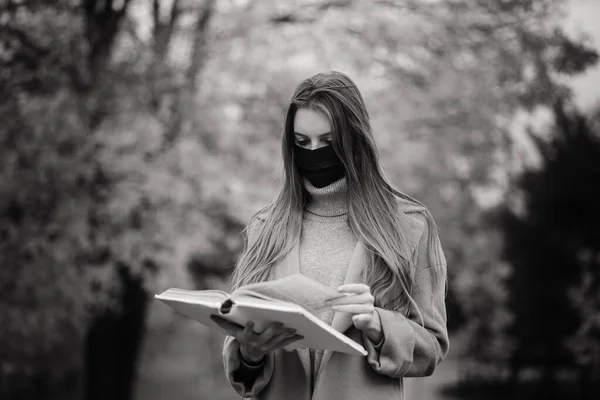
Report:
135,309,463,400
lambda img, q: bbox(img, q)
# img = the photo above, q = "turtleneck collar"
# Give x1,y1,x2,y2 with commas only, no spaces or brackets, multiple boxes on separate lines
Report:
303,176,348,221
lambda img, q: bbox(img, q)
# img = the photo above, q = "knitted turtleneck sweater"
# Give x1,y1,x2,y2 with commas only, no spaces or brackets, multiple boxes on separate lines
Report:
299,176,358,389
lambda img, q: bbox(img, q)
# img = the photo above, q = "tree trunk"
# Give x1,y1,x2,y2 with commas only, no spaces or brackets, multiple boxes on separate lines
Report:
85,267,149,400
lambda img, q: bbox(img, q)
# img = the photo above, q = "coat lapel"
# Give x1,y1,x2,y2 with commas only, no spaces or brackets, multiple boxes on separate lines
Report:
271,237,369,391
272,239,313,388
315,240,368,382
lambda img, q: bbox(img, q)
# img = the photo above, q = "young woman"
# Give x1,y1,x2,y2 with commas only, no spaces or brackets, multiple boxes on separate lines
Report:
211,71,449,400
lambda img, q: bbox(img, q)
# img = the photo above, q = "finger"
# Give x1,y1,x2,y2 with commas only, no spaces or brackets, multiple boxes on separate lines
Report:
352,314,373,330
241,321,255,340
256,321,286,344
326,292,373,306
331,304,374,314
271,334,304,351
263,329,298,349
244,326,290,355
337,283,370,294
210,315,244,336
352,313,372,324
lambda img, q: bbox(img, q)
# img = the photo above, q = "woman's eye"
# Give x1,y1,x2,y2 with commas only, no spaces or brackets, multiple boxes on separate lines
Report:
296,140,309,146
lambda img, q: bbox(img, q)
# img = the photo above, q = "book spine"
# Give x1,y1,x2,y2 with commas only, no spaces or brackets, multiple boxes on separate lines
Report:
220,299,234,314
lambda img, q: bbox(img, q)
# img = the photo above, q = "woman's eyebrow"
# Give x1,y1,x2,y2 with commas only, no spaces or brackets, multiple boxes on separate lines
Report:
293,132,332,138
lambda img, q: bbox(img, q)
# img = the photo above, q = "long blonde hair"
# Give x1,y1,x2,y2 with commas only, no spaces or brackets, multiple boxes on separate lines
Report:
231,71,446,311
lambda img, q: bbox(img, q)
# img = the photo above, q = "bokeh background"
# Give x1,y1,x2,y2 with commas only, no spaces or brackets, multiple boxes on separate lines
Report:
1,0,600,399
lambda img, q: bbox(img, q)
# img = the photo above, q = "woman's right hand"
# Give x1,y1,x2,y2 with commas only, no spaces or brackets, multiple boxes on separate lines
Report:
210,315,303,364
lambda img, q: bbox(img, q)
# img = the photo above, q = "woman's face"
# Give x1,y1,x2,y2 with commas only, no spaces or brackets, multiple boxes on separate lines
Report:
293,108,332,150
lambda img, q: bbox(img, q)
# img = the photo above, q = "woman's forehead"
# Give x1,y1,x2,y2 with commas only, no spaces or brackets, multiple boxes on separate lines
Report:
293,108,331,137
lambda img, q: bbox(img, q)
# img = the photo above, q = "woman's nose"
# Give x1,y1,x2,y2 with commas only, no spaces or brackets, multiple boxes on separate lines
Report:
310,140,325,150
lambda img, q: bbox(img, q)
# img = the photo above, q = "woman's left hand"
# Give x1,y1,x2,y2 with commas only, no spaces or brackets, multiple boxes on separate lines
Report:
326,283,383,343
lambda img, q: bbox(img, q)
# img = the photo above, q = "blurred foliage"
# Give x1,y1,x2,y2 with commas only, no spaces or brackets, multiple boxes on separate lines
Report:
497,101,600,395
0,89,92,398
0,0,598,399
452,226,514,381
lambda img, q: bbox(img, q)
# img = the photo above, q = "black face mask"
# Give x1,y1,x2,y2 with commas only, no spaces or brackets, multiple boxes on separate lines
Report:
294,144,345,188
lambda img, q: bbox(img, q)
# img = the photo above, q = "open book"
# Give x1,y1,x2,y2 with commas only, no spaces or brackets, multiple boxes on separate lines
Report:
154,274,367,356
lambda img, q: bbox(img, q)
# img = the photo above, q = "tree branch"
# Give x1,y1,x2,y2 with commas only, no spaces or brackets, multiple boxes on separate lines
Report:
270,0,353,25
83,0,133,88
156,0,216,155
186,0,214,87
152,0,160,36
152,0,181,58
169,0,182,29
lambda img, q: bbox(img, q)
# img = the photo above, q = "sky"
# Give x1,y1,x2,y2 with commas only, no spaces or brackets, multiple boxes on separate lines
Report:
564,0,600,109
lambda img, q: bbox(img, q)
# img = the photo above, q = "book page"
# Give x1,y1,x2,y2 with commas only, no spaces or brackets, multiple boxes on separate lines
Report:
232,274,342,315
156,288,231,304
234,301,366,356
155,283,367,356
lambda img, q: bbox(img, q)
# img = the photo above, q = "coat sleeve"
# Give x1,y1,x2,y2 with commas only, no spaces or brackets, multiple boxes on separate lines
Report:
222,213,275,397
222,336,275,397
362,211,449,378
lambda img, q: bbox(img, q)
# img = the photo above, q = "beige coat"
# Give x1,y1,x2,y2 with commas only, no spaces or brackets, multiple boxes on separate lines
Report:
222,200,449,399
